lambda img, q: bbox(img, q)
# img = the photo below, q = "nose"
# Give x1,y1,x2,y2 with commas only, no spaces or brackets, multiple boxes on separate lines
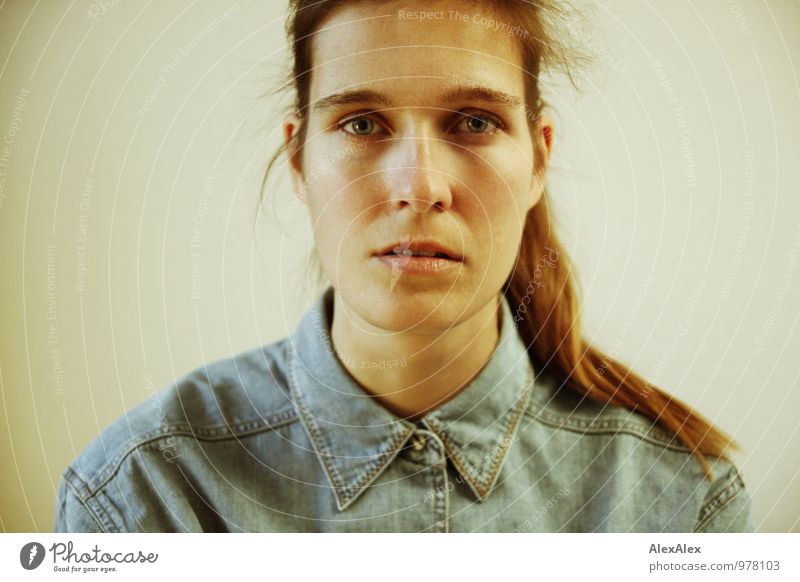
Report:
384,131,453,213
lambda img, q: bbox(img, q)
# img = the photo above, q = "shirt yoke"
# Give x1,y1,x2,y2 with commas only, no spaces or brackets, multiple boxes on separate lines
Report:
62,340,300,501
61,340,743,523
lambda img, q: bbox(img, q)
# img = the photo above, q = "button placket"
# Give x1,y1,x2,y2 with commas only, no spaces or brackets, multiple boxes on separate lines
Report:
426,431,448,532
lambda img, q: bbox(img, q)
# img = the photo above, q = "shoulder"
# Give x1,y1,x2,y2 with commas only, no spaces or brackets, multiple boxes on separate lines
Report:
524,366,692,450
57,339,299,510
523,367,753,531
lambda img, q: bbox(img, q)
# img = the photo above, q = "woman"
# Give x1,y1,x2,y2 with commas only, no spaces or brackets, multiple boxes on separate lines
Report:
54,0,753,532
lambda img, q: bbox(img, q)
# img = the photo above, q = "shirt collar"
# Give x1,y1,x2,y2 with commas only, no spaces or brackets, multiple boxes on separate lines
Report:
287,286,535,511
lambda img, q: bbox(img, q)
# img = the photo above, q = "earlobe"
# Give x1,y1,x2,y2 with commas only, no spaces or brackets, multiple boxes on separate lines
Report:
290,177,308,206
527,175,545,214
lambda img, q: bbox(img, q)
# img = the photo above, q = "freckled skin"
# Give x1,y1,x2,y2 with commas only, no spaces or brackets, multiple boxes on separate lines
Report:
283,0,553,418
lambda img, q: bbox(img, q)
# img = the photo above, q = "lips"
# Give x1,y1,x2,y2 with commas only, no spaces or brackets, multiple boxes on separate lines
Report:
375,239,463,261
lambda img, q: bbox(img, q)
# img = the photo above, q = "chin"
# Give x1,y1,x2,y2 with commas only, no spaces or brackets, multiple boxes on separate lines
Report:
362,286,467,332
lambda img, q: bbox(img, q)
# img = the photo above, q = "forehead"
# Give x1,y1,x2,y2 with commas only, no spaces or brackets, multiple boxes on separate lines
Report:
308,2,525,105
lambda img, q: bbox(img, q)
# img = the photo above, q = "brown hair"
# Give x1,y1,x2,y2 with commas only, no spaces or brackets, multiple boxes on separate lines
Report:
258,0,738,480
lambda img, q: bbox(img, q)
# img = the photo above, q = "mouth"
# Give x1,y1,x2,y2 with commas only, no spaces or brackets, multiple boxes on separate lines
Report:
374,240,464,262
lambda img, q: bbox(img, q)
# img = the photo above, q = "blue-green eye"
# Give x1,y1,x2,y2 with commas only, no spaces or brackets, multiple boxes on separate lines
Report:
336,111,502,140
339,116,375,136
461,113,501,134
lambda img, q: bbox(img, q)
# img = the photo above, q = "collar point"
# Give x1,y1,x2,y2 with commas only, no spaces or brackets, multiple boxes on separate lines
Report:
334,488,357,512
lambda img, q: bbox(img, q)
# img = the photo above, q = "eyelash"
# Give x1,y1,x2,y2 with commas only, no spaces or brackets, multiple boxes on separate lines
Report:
335,111,505,140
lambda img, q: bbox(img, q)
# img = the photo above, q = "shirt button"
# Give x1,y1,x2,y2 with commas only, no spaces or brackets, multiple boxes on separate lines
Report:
410,434,426,451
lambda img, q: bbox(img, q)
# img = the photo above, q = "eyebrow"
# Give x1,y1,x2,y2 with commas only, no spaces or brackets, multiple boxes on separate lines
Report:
312,85,523,112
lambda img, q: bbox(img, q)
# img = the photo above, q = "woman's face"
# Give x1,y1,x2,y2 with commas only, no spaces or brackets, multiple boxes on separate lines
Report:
285,0,552,332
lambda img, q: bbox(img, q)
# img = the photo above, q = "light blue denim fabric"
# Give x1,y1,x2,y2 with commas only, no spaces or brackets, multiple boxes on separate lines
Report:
54,285,753,532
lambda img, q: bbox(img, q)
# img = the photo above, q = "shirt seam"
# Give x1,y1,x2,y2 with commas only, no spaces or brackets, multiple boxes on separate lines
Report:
525,406,692,452
337,430,412,510
693,484,746,532
426,368,533,499
286,340,418,510
70,408,300,501
693,470,746,532
89,488,122,533
286,347,350,503
61,476,110,533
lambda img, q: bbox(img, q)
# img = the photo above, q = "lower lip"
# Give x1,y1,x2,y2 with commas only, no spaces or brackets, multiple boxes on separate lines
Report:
374,254,463,274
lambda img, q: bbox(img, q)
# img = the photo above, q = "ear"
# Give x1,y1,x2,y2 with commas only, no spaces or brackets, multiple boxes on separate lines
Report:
283,113,307,205
528,114,554,211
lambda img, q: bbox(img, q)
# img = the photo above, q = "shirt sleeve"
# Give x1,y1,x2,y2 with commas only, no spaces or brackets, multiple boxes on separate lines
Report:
53,477,108,533
693,462,755,532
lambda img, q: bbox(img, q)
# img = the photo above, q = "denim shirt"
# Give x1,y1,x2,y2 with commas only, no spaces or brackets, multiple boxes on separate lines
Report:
54,286,753,532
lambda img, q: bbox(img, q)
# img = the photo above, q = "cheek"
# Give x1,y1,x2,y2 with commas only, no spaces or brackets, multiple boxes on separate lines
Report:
306,186,373,274
468,168,530,246
484,205,526,271
309,198,361,264
302,142,367,245
462,169,530,286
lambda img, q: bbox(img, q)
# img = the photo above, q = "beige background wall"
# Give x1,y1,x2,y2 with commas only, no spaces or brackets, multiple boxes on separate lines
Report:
0,0,798,532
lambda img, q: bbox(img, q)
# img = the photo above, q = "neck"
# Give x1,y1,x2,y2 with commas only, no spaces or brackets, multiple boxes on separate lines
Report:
330,292,503,421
